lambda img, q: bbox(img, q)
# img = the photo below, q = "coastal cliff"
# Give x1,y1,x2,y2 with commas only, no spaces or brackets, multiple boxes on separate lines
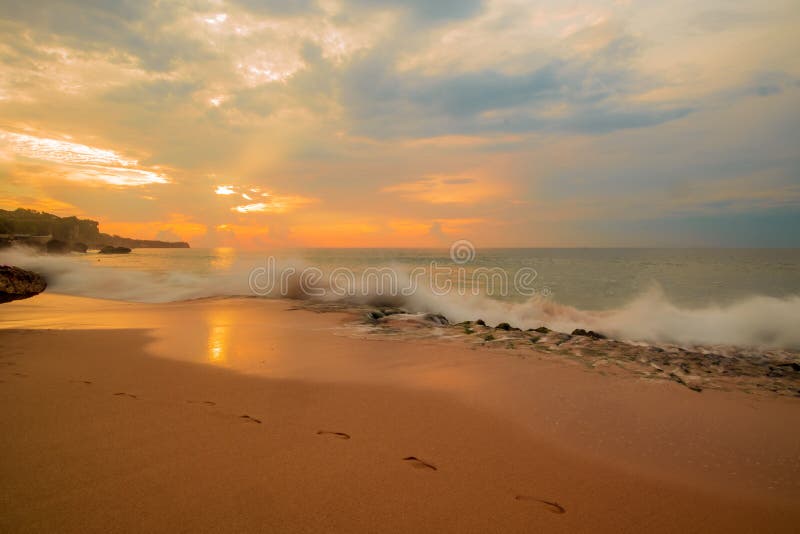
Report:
0,208,189,250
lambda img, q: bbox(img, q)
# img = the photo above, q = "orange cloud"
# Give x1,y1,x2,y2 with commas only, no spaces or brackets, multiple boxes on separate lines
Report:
383,173,508,204
213,184,317,214
0,130,168,186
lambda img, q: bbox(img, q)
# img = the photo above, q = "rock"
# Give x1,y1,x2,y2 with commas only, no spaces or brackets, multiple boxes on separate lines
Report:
423,313,449,326
71,242,88,253
533,326,550,334
475,319,486,326
767,366,785,378
99,245,132,254
571,328,607,340
495,322,512,331
46,239,70,254
0,266,47,303
366,311,384,322
668,372,702,393
776,362,800,372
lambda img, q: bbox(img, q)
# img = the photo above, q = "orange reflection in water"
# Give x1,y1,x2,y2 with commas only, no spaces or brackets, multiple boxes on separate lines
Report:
211,247,236,271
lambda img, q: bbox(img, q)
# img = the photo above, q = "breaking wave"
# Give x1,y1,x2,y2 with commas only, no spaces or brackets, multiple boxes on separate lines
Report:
3,248,799,349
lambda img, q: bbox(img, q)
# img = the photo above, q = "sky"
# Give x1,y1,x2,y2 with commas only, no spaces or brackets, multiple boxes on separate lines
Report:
0,0,798,248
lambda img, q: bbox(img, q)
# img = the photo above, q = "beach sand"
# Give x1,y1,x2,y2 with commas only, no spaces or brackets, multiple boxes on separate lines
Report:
1,295,798,533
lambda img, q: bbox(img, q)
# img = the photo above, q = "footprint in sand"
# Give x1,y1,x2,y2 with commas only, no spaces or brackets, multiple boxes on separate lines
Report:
186,400,216,406
240,414,262,424
515,495,566,514
403,456,437,471
113,392,138,399
317,431,351,440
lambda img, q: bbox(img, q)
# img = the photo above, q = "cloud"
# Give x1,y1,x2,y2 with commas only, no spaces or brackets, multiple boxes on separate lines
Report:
1,0,799,247
228,0,320,17
0,0,209,71
383,173,507,204
0,130,169,185
233,202,269,213
340,32,693,138
215,185,236,195
213,184,317,214
231,194,317,214
345,0,485,23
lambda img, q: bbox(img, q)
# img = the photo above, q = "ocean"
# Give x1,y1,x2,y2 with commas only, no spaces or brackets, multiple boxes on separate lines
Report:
3,246,800,348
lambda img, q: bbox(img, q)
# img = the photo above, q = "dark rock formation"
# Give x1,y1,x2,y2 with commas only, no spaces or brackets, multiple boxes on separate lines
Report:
71,242,88,253
475,319,486,326
46,239,70,254
366,311,384,322
533,326,550,334
99,245,132,254
572,328,607,340
0,266,47,303
496,322,512,331
423,313,449,325
0,208,190,249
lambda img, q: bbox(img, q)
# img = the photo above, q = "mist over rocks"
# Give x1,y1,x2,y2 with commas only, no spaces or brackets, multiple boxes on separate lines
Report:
0,265,47,303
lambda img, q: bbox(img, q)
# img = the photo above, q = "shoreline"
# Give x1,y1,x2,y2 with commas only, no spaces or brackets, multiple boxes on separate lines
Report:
1,294,799,532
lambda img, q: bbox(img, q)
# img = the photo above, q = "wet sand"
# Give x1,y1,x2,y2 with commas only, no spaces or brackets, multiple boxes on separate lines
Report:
1,295,798,532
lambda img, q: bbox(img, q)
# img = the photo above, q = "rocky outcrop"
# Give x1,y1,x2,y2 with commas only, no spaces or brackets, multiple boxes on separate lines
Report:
99,245,132,254
46,239,70,254
571,328,607,340
423,313,449,325
0,208,190,249
0,266,47,303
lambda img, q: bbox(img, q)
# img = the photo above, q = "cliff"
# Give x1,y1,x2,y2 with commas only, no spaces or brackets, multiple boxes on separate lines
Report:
0,208,190,249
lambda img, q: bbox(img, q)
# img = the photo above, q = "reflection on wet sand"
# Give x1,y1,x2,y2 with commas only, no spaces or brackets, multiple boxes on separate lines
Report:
208,324,229,364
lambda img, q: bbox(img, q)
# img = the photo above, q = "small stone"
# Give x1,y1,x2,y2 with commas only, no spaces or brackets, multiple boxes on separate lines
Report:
366,311,384,322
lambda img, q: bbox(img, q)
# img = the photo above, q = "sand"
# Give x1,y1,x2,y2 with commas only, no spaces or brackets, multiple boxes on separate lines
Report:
1,294,798,533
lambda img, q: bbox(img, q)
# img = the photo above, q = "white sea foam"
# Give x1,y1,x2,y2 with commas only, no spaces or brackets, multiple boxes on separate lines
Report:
3,247,799,348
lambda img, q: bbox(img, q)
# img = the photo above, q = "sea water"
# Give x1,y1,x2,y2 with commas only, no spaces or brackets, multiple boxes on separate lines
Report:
3,246,800,348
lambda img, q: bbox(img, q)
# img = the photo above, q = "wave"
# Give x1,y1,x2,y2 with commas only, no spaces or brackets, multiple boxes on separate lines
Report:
3,247,799,349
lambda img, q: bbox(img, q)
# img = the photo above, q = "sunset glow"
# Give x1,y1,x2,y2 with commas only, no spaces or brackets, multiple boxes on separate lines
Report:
0,0,797,247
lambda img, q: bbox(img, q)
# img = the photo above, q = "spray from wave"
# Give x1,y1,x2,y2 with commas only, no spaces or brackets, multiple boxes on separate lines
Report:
3,248,799,349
